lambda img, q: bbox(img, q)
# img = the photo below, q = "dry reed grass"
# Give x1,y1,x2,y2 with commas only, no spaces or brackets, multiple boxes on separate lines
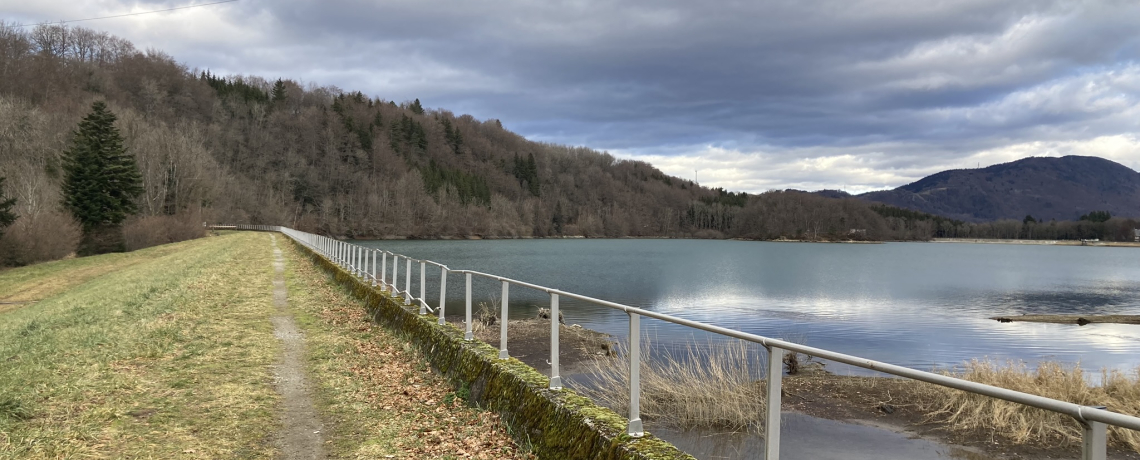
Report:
580,339,768,432
582,340,1140,453
910,359,1140,451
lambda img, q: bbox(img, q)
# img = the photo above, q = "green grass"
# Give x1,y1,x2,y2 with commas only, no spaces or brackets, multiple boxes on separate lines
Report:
0,232,282,459
0,237,201,309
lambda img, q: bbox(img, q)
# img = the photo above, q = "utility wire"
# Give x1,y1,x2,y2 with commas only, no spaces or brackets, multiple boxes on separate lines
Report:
11,0,239,28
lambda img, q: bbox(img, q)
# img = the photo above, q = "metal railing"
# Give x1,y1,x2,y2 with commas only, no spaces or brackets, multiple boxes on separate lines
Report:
224,224,1140,460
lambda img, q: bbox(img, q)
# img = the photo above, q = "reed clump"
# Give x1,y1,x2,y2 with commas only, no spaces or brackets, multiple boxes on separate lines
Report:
580,340,768,432
911,359,1140,452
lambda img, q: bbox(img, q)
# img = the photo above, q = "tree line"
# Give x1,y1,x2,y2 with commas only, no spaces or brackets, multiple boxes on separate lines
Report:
1,23,1136,266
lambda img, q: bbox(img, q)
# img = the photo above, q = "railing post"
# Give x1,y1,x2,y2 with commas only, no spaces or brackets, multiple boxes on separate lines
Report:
549,293,562,390
404,258,412,305
391,254,397,292
465,273,473,340
370,250,377,286
438,267,447,325
1082,407,1108,460
419,261,427,314
766,346,783,460
392,255,399,295
628,311,643,437
499,281,509,359
381,252,388,290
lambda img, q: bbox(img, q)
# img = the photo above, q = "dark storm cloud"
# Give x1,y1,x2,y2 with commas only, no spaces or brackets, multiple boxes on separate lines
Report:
11,0,1140,191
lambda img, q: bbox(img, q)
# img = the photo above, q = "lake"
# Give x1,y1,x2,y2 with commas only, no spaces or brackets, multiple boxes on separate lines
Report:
353,238,1140,375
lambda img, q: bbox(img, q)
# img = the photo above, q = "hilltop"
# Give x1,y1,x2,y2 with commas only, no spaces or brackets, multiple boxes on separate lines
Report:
858,156,1140,222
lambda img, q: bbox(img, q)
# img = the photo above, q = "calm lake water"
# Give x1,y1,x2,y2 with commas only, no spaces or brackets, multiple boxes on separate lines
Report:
354,238,1140,374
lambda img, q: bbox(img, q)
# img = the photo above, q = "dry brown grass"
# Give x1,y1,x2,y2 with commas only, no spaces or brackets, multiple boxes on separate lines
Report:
582,338,1140,454
581,340,769,432
910,359,1140,452
281,242,538,459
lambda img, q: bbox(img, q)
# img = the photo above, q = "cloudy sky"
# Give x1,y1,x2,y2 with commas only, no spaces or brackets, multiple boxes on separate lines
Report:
9,0,1140,193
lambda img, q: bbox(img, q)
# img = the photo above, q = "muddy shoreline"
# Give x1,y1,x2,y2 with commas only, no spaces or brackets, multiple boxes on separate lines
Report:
460,316,1139,459
933,238,1140,248
991,314,1140,325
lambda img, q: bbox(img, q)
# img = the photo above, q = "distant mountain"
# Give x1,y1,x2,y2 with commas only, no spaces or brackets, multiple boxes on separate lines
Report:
858,156,1140,222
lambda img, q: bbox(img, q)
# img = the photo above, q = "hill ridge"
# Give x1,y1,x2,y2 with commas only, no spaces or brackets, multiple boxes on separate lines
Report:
859,155,1140,222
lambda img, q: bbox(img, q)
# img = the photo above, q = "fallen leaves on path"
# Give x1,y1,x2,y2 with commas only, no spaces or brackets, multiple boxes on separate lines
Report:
305,276,536,460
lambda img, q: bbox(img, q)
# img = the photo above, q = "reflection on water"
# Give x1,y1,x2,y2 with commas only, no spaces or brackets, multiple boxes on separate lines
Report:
355,239,1139,459
356,239,1140,373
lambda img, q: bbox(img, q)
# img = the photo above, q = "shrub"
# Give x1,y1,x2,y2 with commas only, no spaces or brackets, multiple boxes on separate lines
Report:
0,211,82,266
122,212,205,251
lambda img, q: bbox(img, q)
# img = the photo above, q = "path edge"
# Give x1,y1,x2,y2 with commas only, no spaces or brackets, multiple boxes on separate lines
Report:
283,236,694,460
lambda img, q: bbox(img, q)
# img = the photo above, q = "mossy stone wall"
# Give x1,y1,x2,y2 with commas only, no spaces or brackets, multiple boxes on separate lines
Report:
291,240,694,460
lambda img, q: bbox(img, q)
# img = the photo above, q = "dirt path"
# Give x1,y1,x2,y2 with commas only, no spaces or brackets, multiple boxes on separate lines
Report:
270,235,326,459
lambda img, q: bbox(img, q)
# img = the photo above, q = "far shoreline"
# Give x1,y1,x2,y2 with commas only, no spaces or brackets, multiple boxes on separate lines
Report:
931,237,1140,248
332,232,1140,247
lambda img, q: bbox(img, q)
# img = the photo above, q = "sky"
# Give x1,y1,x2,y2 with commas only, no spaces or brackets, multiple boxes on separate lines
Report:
7,0,1140,194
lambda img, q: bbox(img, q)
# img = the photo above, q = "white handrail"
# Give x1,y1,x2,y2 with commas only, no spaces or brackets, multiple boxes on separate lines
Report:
216,224,1137,460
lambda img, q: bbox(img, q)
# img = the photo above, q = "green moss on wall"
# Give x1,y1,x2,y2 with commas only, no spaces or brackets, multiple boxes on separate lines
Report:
290,239,694,460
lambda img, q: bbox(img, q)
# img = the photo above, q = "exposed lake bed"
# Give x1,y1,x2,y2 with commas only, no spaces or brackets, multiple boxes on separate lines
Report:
457,316,1140,459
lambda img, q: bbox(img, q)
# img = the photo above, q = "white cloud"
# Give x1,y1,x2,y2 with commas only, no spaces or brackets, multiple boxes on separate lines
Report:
623,134,1140,194
964,135,1140,172
9,0,1140,193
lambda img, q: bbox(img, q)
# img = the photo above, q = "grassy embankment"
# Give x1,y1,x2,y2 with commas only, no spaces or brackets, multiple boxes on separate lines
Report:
0,232,281,458
0,232,535,459
278,238,535,459
584,342,1140,454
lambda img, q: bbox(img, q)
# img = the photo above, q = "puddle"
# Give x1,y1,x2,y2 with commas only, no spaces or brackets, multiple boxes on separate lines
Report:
652,412,993,460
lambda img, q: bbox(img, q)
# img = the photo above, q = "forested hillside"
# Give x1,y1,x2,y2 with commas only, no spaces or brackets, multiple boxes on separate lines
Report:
859,156,1140,222
1,24,1134,266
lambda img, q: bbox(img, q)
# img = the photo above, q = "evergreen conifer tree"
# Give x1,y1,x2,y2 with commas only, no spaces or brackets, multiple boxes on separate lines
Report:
62,101,143,254
0,177,16,237
271,79,287,103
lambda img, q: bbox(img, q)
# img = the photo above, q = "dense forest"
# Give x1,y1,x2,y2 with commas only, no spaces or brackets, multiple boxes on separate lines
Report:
0,24,1136,266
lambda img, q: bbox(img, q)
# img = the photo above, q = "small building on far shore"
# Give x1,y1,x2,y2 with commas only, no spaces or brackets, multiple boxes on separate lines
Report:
1134,228,1139,242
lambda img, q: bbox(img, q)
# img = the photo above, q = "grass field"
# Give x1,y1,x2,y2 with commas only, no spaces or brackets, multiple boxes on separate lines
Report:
0,231,535,459
0,232,280,458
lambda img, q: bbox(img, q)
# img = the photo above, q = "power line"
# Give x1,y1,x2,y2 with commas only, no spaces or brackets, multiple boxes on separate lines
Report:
11,0,239,28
